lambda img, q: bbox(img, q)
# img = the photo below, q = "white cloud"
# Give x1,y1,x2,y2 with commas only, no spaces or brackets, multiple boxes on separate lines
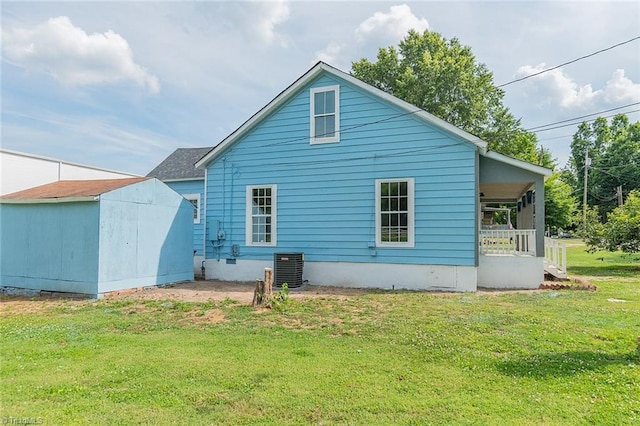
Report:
315,4,429,68
2,16,160,93
216,0,290,46
314,41,345,65
253,0,290,45
602,69,640,104
355,4,429,42
514,64,640,109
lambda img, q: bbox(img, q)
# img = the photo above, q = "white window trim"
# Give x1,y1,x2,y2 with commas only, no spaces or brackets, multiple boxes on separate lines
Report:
375,178,415,247
310,85,340,144
246,184,277,247
184,193,201,224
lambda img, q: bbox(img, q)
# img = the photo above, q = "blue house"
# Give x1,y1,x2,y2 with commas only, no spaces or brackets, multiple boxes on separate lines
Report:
195,62,552,291
0,177,193,297
147,147,212,275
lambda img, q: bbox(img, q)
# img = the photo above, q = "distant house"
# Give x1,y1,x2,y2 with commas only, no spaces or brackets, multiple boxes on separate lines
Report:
194,62,553,291
0,178,193,297
0,148,140,196
147,147,212,274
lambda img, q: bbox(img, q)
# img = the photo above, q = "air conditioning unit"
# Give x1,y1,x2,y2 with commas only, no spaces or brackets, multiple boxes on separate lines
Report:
273,252,304,288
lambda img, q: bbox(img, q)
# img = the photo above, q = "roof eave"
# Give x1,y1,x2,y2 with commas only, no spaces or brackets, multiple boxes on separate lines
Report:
0,196,99,204
196,64,326,168
162,177,205,182
482,150,553,177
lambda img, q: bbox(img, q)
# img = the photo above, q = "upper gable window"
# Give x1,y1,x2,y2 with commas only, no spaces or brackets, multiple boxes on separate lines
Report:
310,85,340,144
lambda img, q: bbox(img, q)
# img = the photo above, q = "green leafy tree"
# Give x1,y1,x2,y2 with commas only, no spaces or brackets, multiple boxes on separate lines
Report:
586,190,640,253
597,120,640,210
351,29,546,166
545,173,577,234
568,114,640,220
582,205,606,250
352,29,573,231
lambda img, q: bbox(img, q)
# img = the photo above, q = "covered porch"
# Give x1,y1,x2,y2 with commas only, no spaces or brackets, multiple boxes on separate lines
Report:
477,152,553,289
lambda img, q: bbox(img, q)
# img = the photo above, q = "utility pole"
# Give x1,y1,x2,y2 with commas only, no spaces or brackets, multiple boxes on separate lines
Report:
583,148,589,228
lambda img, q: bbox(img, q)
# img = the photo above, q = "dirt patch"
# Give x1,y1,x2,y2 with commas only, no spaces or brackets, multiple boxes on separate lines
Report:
0,298,70,316
111,280,375,304
182,308,226,325
2,279,579,316
0,281,376,316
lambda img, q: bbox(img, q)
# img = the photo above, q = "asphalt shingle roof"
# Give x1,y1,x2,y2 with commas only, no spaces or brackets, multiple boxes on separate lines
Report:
147,147,212,180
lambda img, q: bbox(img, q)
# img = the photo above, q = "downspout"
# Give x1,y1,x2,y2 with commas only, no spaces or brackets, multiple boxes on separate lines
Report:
535,176,545,257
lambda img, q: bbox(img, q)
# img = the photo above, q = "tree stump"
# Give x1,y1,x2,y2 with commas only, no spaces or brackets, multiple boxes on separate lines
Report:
252,268,273,307
252,280,266,306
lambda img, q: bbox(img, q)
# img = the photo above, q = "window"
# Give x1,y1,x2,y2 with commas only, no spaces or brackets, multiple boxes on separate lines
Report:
375,179,414,247
246,185,277,246
184,194,200,224
310,85,340,144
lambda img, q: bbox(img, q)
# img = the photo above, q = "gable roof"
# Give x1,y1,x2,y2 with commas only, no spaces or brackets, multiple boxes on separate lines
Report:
147,147,212,181
196,61,489,169
0,177,150,203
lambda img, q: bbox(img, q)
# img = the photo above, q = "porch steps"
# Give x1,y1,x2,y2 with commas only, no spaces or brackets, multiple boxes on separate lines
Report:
544,259,567,279
544,237,568,279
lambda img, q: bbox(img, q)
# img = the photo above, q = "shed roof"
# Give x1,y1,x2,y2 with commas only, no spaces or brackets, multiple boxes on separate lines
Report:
0,177,149,202
147,147,211,181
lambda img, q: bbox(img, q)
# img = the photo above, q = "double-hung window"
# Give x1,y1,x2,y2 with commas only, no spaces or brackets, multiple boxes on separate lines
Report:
310,85,340,144
184,193,201,224
376,178,415,247
246,185,277,246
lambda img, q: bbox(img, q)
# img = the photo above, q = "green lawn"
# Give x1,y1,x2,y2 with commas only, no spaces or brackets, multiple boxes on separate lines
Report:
1,245,639,425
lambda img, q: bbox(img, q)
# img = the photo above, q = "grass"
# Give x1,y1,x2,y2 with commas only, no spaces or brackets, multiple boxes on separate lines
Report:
1,245,639,425
565,239,640,278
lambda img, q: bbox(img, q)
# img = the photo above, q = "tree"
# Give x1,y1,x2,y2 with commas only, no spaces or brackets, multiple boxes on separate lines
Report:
585,190,640,253
352,29,575,231
351,29,546,166
567,114,640,220
582,205,606,250
545,173,577,234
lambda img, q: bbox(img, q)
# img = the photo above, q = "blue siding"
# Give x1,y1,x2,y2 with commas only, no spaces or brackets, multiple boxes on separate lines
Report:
166,180,205,255
98,179,193,292
0,202,100,294
0,179,193,296
204,73,477,266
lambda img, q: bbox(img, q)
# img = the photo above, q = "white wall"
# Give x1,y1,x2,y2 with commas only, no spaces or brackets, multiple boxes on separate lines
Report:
205,258,477,292
478,255,543,289
0,149,139,195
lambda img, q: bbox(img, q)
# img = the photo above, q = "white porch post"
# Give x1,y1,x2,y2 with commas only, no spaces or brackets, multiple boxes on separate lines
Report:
535,175,545,256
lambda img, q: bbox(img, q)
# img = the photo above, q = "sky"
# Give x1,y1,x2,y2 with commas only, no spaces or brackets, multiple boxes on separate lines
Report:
2,1,639,176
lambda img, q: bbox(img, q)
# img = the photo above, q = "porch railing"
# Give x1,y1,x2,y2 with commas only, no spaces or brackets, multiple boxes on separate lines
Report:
544,237,567,278
479,229,536,256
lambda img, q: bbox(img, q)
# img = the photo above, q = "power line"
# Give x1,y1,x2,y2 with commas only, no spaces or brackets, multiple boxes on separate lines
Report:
216,86,635,155
529,109,640,133
267,108,425,148
527,102,640,131
537,133,574,143
498,35,640,88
